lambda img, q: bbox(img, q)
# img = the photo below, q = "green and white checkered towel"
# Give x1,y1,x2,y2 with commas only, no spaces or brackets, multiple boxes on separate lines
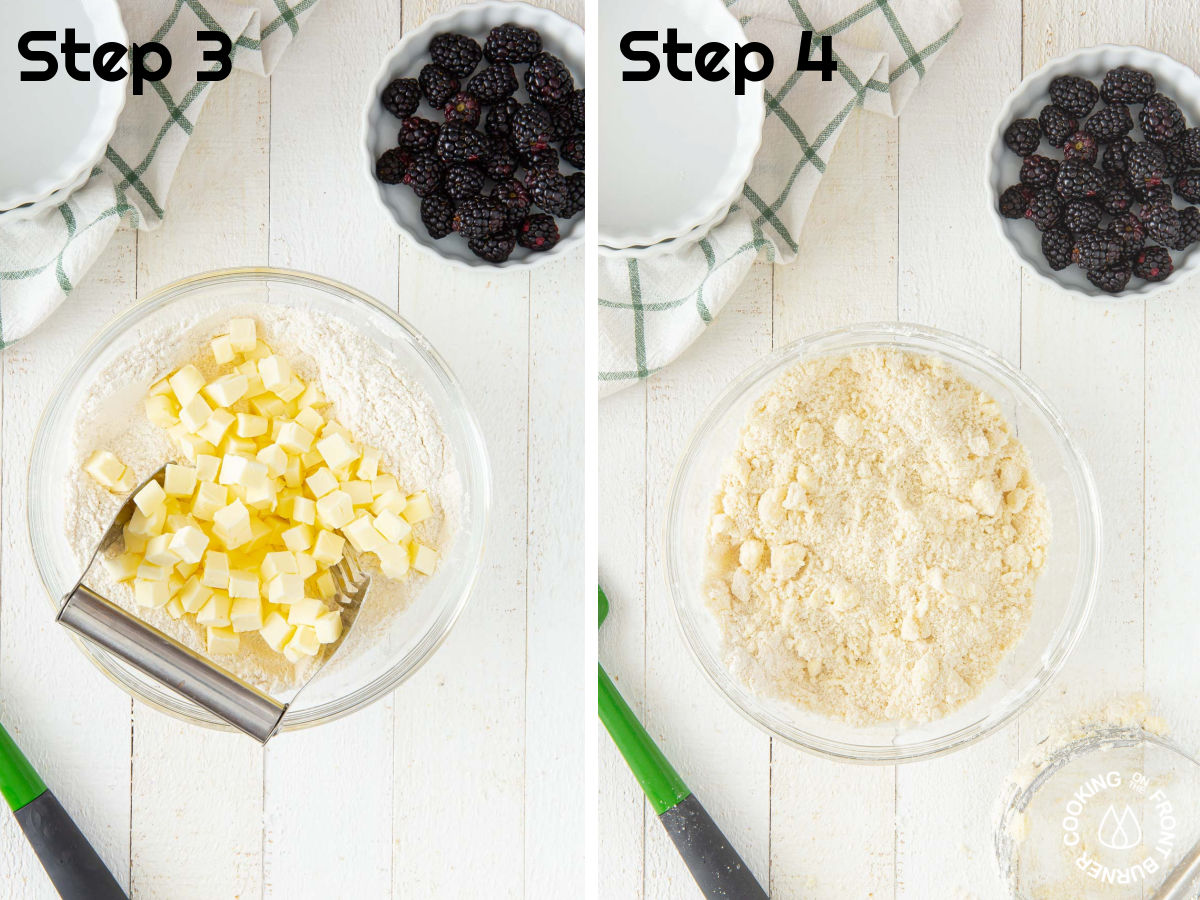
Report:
598,0,961,395
0,0,318,348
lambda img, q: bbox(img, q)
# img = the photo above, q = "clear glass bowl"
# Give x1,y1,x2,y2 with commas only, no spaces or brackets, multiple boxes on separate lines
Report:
665,323,1101,763
28,268,491,732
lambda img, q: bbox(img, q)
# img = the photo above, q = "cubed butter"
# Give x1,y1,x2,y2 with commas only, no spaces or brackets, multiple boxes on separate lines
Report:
267,573,306,605
134,579,170,609
376,543,409,579
236,413,268,439
204,374,248,409
316,434,358,472
260,612,294,652
411,543,438,575
310,530,345,566
179,577,212,614
228,318,256,352
227,569,259,600
343,514,381,553
315,490,354,530
285,625,320,658
258,355,292,391
197,408,235,445
230,596,264,632
133,479,167,516
101,552,140,582
196,592,232,627
145,394,179,428
144,533,179,568
168,365,206,403
314,610,343,644
403,492,434,524
374,509,412,544
201,551,230,589
206,626,240,656
195,454,221,483
287,598,325,627
179,393,213,432
282,524,313,552
163,464,197,497
291,496,316,526
211,334,235,365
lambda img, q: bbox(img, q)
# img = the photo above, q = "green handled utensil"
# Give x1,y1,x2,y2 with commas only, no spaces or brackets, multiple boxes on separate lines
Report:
0,723,126,899
599,586,769,899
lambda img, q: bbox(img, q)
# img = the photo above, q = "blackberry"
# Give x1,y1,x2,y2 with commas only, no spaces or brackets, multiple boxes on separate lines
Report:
1049,75,1098,118
527,168,568,216
419,64,460,108
1176,173,1200,204
436,124,491,164
1100,66,1155,104
1138,181,1173,205
1024,187,1062,231
1084,104,1133,143
1020,154,1059,188
520,147,559,172
1003,118,1041,156
420,192,455,239
1170,205,1200,250
1039,105,1077,148
544,103,575,142
429,33,483,78
467,230,517,263
560,172,584,218
1056,160,1104,200
444,164,484,201
485,97,521,138
1063,200,1102,233
510,104,555,154
398,116,441,153
1102,136,1136,175
1126,143,1167,188
1072,231,1124,271
401,153,442,197
999,184,1034,219
375,147,410,184
567,89,585,130
381,78,420,118
1042,227,1073,271
1133,245,1173,281
483,138,519,181
1140,202,1181,245
491,178,531,227
561,134,584,170
484,24,542,64
443,92,482,127
1100,175,1135,216
517,214,560,251
1162,141,1188,178
1180,128,1200,167
452,196,508,238
525,52,574,106
1140,93,1186,144
1087,262,1132,293
1108,212,1146,253
1063,131,1098,164
467,63,519,105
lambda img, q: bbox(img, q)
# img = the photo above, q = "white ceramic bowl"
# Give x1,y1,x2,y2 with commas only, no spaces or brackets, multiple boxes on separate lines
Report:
0,0,126,212
666,324,1101,764
986,45,1200,299
598,0,764,250
363,1,583,270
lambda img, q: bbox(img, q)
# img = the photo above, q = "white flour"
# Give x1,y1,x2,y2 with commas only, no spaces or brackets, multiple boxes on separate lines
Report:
65,304,462,695
703,348,1051,724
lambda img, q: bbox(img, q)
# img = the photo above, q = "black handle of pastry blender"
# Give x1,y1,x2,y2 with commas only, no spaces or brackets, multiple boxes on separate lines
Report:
58,585,286,742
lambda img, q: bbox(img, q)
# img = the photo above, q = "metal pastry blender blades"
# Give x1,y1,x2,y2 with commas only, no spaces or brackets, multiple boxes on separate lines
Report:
57,466,370,743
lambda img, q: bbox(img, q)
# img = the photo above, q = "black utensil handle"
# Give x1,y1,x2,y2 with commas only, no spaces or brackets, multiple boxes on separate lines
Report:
659,793,769,899
13,790,127,900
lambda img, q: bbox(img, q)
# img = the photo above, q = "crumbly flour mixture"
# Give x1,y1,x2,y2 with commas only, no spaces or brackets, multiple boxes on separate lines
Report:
703,348,1051,724
66,304,461,695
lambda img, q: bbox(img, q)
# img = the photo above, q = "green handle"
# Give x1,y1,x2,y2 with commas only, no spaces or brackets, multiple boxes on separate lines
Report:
599,664,691,815
0,724,47,812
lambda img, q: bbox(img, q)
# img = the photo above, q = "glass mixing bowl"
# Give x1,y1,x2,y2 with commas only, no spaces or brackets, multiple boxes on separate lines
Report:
665,323,1101,763
28,268,491,732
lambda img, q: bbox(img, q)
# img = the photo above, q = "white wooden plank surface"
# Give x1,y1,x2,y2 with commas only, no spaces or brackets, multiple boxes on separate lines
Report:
0,0,583,896
598,0,1200,896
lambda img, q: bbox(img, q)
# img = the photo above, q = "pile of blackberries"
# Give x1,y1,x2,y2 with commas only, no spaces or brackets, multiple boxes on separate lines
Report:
375,24,583,263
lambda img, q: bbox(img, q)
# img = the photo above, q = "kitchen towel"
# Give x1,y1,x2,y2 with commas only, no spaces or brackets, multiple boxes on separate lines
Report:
0,0,319,348
598,0,962,395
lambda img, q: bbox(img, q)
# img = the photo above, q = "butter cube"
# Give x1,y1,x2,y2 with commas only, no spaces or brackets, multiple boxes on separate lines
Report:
227,569,259,600
192,481,228,520
163,464,197,497
285,625,320,658
344,481,374,508
316,490,354,530
195,454,221,484
197,408,236,445
133,479,167,516
376,542,410,579
287,598,325,627
267,573,306,605
314,570,336,599
282,524,313,552
236,413,268,439
314,610,343,644
274,378,304,402
258,355,293,391
223,436,258,457
300,449,323,470
134,579,171,609
260,611,295,652
277,421,315,454
230,596,264,632
136,561,170,583
299,383,326,409
213,500,253,549
201,551,230,589
128,506,166,538
204,374,248,409
244,475,276,511
179,577,212,614
168,365,206,403
145,394,179,428
284,454,303,489
206,626,240,656
306,467,339,498
179,393,213,433
256,444,288,478
374,509,412,544
294,552,317,579
311,530,345,566
165,597,185,619
357,449,380,482
291,496,316,526
411,543,438,575
403,492,434,524
123,530,147,554
84,450,128,490
371,489,406,517
167,525,208,565
316,434,358,472
262,551,297,580
148,378,172,397
144,534,179,568
294,407,323,435
219,455,267,488
211,335,236,365
250,395,286,418
101,552,139,582
196,592,232,627
343,514,381,553
228,318,256,352
371,475,399,497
